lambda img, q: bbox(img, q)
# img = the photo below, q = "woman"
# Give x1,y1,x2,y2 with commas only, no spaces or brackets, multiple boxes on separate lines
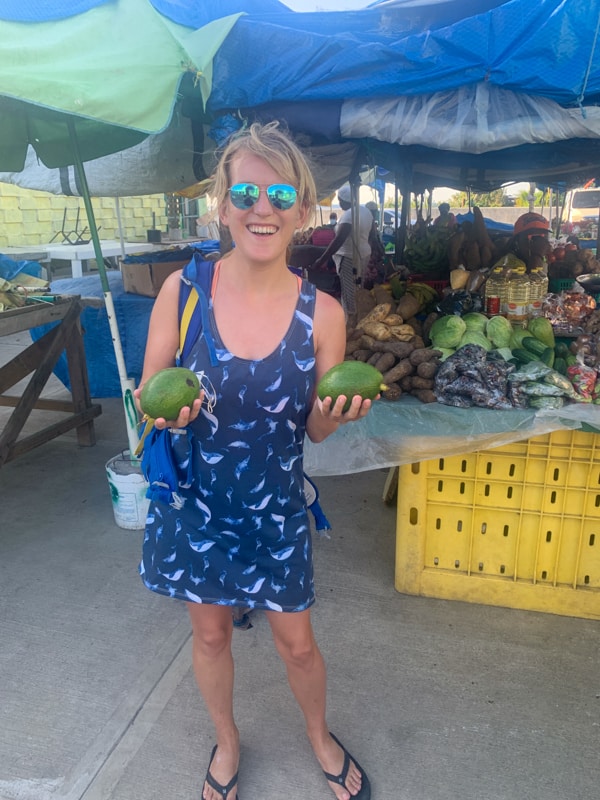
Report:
135,122,373,800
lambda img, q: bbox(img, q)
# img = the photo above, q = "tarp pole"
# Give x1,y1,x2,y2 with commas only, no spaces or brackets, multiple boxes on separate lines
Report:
67,119,140,455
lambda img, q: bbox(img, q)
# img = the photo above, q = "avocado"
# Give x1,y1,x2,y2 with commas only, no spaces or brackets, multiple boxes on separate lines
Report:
140,367,200,420
317,361,386,411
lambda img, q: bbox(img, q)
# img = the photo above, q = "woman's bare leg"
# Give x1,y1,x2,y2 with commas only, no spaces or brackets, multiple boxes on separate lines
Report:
187,603,239,800
265,608,363,800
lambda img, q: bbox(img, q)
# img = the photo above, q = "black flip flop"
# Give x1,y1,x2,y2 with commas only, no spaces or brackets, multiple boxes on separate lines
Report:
323,733,371,800
204,744,239,800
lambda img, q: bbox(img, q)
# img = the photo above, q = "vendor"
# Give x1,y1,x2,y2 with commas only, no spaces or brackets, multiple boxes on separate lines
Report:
510,212,552,270
310,183,374,320
433,202,457,230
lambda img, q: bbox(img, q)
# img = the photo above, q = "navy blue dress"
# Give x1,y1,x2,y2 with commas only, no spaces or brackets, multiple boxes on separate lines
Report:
140,278,317,612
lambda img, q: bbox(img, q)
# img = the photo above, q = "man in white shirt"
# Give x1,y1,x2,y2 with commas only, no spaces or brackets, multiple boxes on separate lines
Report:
311,183,374,319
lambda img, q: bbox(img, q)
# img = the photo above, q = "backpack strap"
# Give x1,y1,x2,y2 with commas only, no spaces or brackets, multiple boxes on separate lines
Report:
177,253,219,367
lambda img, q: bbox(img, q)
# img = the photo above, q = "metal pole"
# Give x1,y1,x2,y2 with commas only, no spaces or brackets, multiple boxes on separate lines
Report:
67,119,140,454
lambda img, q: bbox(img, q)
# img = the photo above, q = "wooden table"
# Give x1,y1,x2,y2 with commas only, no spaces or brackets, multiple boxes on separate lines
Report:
0,297,102,466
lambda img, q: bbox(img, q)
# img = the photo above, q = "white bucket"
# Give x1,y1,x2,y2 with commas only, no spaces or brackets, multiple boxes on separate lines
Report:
106,450,150,530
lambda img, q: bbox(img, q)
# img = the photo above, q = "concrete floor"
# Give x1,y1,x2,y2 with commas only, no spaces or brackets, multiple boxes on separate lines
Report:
1,330,599,800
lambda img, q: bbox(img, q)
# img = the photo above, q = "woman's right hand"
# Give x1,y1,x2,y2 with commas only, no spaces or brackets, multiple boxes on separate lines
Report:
153,392,205,430
133,389,205,429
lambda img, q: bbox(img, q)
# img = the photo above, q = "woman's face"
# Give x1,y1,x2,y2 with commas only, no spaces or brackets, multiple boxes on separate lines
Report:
220,151,308,264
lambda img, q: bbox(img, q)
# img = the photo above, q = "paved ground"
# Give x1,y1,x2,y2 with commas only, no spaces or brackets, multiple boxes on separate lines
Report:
1,331,599,800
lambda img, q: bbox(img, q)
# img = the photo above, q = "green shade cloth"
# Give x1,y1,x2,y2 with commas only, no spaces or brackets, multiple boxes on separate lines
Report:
0,0,241,169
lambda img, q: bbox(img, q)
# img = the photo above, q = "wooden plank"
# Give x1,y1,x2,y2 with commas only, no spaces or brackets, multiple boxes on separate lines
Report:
0,325,61,393
0,396,75,413
3,405,102,463
0,298,72,335
0,296,101,466
63,303,97,446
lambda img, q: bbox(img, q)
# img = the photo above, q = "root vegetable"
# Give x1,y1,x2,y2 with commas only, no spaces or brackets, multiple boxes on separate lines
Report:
373,351,397,373
382,313,404,327
373,340,418,358
362,321,393,341
412,389,437,403
356,302,392,330
410,376,435,390
359,334,377,350
395,293,421,320
389,324,416,340
382,383,402,401
409,347,443,365
382,358,414,384
345,339,363,356
416,361,440,379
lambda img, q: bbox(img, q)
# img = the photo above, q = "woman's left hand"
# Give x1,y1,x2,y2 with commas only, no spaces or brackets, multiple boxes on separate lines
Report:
317,393,377,423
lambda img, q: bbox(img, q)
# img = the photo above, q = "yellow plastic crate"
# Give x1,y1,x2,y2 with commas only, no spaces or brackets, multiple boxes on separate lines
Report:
395,429,600,619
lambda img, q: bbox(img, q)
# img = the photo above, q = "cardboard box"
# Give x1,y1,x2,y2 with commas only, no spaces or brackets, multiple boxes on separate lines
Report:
121,259,188,297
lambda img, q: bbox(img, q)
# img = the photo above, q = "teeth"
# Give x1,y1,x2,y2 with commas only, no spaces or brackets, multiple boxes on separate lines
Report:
248,225,277,234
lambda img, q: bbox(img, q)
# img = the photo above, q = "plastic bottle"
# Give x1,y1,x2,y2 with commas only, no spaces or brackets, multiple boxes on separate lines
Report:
528,267,549,318
506,266,530,327
485,266,509,315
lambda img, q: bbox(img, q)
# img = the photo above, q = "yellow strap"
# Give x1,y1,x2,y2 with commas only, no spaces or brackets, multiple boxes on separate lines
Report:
179,286,199,354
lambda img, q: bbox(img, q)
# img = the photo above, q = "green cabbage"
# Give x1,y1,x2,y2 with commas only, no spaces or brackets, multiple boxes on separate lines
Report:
486,315,514,348
462,312,488,333
509,326,530,350
429,315,467,349
527,317,555,349
458,331,492,351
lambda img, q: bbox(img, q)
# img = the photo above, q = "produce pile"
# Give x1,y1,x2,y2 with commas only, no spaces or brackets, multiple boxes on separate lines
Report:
345,283,442,403
344,281,600,409
548,243,600,281
404,206,497,273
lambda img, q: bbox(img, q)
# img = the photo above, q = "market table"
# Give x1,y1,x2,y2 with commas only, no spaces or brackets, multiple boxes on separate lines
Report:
0,297,102,466
303,396,600,474
304,399,600,621
45,240,156,278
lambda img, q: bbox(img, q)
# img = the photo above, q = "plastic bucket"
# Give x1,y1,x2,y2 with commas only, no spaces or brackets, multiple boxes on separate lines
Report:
105,450,150,530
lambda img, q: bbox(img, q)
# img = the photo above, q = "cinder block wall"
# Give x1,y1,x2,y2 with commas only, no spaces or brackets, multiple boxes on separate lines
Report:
0,183,169,249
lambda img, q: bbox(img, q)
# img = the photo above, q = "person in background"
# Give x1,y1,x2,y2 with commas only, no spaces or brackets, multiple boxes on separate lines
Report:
310,183,374,321
329,211,338,225
433,202,457,229
136,121,373,800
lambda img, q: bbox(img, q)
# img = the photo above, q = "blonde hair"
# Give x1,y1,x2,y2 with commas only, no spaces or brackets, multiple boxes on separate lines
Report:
211,121,316,230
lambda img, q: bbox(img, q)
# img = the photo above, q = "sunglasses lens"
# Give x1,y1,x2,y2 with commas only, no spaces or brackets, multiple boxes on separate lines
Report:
266,184,297,210
229,183,260,209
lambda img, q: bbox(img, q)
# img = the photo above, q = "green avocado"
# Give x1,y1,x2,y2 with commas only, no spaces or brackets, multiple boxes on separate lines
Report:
317,361,386,412
140,367,200,421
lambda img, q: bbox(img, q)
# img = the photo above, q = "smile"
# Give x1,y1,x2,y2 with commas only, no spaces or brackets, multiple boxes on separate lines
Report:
248,224,278,235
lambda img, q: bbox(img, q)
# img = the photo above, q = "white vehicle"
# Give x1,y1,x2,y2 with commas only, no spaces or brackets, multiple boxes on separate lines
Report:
565,187,600,232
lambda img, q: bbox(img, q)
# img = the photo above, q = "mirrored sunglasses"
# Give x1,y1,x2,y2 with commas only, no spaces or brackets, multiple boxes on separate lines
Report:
229,183,298,211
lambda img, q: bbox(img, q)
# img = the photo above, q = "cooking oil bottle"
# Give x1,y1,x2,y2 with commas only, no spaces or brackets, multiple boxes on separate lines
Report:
485,266,509,315
506,266,530,327
528,266,549,318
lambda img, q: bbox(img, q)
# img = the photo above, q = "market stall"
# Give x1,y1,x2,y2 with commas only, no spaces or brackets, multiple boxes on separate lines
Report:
0,297,101,466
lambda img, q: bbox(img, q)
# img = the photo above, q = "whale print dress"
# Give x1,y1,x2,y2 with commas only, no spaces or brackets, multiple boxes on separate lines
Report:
140,276,318,613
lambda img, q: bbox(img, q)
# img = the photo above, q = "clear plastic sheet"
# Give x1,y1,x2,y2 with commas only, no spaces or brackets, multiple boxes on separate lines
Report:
303,397,600,476
341,84,600,156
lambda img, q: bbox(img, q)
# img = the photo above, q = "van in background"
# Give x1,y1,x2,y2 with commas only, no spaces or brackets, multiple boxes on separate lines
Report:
566,187,600,236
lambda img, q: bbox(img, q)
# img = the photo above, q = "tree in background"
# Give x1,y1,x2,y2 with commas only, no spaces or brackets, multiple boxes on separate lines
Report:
447,189,512,207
